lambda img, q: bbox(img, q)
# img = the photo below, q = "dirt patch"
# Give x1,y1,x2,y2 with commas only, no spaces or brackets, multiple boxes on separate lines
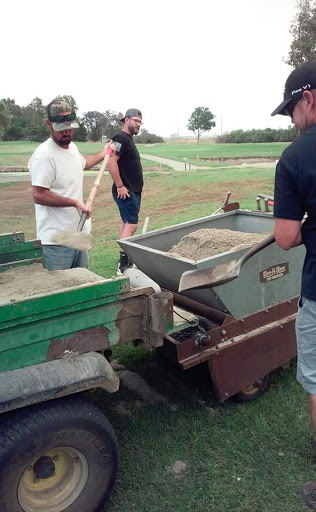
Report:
0,166,29,173
0,263,105,304
168,228,266,261
165,461,187,478
117,368,168,405
198,156,278,163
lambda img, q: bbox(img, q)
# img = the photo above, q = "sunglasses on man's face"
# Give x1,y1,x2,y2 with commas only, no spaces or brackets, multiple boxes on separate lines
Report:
284,95,302,118
49,112,76,123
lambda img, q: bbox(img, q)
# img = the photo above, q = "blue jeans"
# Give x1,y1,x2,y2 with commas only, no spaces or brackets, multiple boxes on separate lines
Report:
42,245,89,271
296,296,316,394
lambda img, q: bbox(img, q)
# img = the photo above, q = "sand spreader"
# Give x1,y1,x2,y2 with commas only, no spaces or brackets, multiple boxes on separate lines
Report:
119,208,305,402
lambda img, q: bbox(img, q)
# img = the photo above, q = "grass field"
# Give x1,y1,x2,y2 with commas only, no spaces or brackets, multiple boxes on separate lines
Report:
135,141,290,161
0,141,312,512
0,140,290,168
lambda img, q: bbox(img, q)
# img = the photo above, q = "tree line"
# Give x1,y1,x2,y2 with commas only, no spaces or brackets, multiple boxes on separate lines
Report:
0,96,164,144
216,126,299,144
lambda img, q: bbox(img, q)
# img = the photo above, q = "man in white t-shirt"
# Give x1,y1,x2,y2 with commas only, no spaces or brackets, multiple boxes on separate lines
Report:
29,97,112,270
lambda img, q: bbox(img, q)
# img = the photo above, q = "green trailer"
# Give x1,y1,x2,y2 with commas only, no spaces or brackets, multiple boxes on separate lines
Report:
0,208,303,511
0,233,196,512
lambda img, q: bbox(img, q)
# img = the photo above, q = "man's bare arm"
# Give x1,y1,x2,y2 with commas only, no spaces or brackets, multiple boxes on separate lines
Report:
274,218,302,250
107,154,130,199
32,186,91,217
84,141,115,169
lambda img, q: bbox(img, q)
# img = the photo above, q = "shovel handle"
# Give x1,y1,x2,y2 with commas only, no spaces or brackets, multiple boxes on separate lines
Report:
238,233,275,266
85,149,113,210
77,211,88,232
211,191,231,216
77,146,114,233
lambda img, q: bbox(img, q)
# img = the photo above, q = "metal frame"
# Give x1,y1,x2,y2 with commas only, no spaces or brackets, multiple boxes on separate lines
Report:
162,297,298,402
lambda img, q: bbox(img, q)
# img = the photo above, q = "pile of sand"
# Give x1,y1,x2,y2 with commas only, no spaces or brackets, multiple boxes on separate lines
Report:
0,263,105,304
168,228,267,261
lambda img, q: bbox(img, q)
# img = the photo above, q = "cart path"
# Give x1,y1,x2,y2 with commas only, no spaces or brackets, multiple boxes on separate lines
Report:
139,154,277,171
140,153,201,171
0,159,277,183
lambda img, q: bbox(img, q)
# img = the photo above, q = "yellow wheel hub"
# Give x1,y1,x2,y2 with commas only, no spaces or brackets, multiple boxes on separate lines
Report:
18,447,88,512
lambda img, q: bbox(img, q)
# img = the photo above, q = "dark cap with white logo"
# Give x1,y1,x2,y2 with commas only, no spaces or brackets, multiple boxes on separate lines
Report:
271,60,316,116
120,108,142,122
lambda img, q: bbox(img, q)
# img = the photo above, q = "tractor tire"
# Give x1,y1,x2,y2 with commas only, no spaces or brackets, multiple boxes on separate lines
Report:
234,374,270,403
0,394,119,512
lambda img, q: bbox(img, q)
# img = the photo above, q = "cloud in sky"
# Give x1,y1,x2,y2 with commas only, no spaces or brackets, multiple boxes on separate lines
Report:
1,0,298,137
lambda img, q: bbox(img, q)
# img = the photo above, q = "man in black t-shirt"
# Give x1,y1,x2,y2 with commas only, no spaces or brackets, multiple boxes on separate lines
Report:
272,60,316,504
108,108,143,273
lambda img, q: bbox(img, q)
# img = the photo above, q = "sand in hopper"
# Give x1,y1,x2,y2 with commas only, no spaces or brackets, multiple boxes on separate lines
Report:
168,228,267,261
51,231,94,251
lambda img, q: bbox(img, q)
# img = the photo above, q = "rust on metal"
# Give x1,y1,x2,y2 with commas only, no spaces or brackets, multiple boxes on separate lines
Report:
222,202,240,212
162,297,298,402
163,289,234,326
207,313,296,402
116,288,174,350
149,292,173,334
47,325,110,360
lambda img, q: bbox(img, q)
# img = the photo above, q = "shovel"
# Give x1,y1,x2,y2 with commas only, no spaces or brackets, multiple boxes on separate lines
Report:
178,233,275,292
211,191,231,216
51,146,114,251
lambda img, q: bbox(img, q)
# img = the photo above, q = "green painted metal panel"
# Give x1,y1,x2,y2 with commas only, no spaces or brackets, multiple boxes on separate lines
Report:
0,258,44,273
0,232,25,246
0,339,51,373
1,300,124,351
0,248,43,264
0,240,41,255
0,277,130,324
0,301,127,372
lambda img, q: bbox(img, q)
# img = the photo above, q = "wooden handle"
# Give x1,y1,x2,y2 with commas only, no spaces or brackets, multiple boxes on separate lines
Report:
222,191,231,208
142,216,149,234
85,152,111,210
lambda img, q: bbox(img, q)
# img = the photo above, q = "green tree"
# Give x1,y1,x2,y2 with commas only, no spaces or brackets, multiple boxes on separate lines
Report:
187,107,215,144
286,0,316,67
73,119,88,142
135,129,164,143
102,110,123,139
0,101,11,140
21,97,47,141
82,111,105,141
2,98,26,141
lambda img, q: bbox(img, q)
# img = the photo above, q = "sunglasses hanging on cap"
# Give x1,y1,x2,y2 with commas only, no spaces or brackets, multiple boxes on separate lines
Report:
49,113,77,123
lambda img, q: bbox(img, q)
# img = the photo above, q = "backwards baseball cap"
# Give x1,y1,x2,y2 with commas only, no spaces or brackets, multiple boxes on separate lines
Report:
120,108,142,122
47,97,79,131
271,60,316,116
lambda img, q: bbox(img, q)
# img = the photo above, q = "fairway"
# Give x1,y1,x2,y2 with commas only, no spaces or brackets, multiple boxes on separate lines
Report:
135,141,290,161
0,140,289,168
0,141,311,512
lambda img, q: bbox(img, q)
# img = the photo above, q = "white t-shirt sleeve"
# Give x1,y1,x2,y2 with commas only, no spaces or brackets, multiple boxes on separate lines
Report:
80,154,86,169
30,153,56,189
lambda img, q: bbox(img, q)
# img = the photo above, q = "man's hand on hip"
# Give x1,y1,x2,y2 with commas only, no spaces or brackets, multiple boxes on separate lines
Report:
117,185,130,200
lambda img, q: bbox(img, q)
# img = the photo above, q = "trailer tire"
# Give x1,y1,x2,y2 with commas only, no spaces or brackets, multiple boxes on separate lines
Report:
0,395,119,512
234,374,270,403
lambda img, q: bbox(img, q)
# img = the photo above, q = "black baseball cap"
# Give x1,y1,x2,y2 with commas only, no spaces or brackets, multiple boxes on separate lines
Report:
271,60,316,116
120,108,142,122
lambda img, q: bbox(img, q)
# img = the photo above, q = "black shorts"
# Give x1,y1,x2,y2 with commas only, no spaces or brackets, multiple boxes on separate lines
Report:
112,190,141,224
